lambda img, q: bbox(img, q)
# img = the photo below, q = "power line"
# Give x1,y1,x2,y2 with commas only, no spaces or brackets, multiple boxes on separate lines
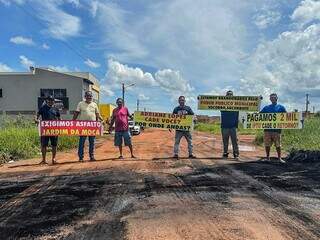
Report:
15,3,106,79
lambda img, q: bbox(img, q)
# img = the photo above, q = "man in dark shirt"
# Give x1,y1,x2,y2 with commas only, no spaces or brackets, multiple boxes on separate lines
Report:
35,95,61,164
260,93,286,163
221,90,239,159
172,96,196,159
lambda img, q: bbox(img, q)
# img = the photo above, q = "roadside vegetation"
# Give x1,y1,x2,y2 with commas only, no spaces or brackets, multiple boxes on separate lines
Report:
195,117,320,152
195,122,260,135
0,115,78,163
255,117,320,151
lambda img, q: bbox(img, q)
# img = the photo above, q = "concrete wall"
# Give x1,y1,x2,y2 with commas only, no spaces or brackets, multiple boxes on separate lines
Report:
0,68,84,114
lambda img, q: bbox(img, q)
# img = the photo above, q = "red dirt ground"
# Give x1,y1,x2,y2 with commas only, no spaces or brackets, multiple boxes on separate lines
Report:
0,129,319,240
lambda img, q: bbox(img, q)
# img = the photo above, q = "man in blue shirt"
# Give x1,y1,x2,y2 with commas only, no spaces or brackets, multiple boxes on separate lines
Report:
172,96,196,159
35,95,61,165
221,90,239,159
260,93,286,163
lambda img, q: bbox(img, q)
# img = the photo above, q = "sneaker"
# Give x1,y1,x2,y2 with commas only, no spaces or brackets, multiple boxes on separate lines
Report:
173,155,179,159
278,158,286,164
222,153,228,158
233,154,239,160
79,158,83,162
118,155,124,159
189,154,197,159
90,158,96,161
131,155,136,158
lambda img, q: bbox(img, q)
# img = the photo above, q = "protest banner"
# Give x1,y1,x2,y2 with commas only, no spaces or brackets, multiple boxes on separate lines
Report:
242,112,303,129
198,95,261,111
39,120,103,136
133,111,194,131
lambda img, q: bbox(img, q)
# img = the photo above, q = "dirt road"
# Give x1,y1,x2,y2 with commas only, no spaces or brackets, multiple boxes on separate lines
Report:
0,129,319,240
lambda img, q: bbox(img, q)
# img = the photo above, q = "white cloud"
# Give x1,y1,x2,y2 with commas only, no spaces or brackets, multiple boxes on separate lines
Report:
42,43,50,49
0,63,13,72
106,59,156,87
3,1,81,40
138,93,149,101
93,0,256,89
38,1,81,40
10,36,35,46
11,1,81,40
0,0,25,5
292,0,320,27
84,58,100,68
48,65,71,72
90,1,99,17
155,69,194,95
104,59,195,102
253,9,281,29
65,0,80,8
0,0,10,6
100,85,114,97
19,55,34,69
241,23,320,109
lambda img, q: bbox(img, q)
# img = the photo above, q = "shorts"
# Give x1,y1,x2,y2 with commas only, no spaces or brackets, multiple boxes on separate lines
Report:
41,136,58,147
264,132,281,148
114,131,132,146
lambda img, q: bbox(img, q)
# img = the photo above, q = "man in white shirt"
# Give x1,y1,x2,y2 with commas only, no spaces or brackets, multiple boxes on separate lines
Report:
73,91,102,161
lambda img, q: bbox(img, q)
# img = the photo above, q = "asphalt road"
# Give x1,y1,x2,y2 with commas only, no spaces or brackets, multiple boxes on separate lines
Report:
0,129,319,240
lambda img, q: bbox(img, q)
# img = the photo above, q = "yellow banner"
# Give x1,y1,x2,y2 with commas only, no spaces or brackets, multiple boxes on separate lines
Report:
242,112,303,129
198,95,261,111
134,111,194,131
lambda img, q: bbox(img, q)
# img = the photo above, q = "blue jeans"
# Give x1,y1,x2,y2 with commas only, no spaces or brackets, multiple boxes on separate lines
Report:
78,136,95,159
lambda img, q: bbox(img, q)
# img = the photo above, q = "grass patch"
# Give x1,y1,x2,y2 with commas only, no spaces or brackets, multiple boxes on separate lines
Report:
254,118,320,151
0,116,79,163
282,118,320,151
194,122,259,135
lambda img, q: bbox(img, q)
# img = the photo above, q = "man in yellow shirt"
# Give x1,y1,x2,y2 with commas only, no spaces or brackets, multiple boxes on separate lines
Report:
73,91,102,161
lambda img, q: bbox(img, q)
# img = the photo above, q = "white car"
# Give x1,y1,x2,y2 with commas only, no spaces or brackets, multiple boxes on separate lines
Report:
129,120,141,135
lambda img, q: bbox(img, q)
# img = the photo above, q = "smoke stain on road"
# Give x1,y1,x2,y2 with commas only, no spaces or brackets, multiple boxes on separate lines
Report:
0,130,319,239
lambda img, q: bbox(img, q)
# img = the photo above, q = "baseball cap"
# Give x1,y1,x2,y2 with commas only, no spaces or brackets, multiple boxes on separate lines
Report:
47,95,54,101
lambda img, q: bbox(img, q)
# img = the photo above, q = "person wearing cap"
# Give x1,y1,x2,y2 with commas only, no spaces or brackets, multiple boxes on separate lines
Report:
73,91,102,161
172,96,196,159
221,90,239,159
109,98,135,159
35,95,61,165
260,93,286,163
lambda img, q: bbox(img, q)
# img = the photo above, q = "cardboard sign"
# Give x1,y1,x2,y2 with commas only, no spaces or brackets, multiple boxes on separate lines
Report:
39,120,103,136
242,112,303,129
198,95,261,111
133,111,194,131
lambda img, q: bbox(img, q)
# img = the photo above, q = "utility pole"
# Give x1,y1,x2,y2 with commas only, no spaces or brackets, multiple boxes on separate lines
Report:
305,93,310,117
144,107,146,112
313,106,315,114
122,83,125,105
136,99,140,111
121,83,135,106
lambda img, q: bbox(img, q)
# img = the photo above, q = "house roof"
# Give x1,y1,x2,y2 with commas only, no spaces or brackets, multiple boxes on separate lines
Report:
0,67,100,87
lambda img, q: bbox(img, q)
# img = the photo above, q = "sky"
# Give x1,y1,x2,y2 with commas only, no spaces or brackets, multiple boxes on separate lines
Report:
1,0,320,114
